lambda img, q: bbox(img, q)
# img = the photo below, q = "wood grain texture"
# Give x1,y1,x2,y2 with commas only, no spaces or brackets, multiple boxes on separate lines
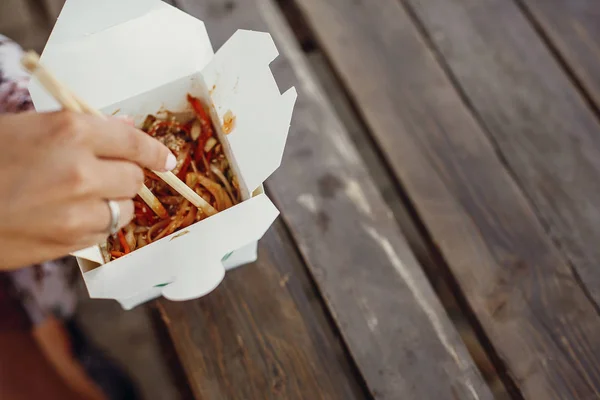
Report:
510,0,600,301
0,0,49,51
291,0,600,398
165,1,493,399
157,223,367,400
517,0,600,109
306,50,512,399
39,0,66,22
404,0,600,312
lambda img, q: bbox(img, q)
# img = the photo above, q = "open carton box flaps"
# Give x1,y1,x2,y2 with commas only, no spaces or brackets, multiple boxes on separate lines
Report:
29,0,297,309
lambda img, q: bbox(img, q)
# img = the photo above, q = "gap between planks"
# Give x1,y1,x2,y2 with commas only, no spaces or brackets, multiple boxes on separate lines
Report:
256,0,493,398
407,0,600,320
156,222,370,400
288,0,600,398
276,1,517,398
507,0,600,316
167,0,494,399
397,0,600,317
511,0,600,119
305,47,516,400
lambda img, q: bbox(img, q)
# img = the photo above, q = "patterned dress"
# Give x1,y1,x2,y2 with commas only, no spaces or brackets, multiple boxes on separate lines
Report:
0,34,77,328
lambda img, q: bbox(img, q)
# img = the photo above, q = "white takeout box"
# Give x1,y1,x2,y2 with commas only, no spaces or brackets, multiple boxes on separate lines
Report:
29,0,296,309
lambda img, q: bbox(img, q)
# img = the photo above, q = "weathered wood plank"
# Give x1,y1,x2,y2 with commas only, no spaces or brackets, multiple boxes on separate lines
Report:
404,0,600,311
291,0,600,398
157,223,368,400
517,0,600,110
40,0,66,22
306,50,511,399
511,0,600,303
0,0,49,51
402,0,600,388
164,0,494,399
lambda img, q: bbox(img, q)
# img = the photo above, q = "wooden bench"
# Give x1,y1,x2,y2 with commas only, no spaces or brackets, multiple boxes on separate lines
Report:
148,0,600,399
10,0,599,398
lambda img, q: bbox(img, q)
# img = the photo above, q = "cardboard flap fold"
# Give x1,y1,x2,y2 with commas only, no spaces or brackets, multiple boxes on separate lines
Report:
48,0,166,42
30,0,214,111
72,246,104,265
204,30,298,193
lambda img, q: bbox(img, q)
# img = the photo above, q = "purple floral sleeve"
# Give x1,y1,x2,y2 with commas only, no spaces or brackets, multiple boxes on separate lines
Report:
0,35,34,113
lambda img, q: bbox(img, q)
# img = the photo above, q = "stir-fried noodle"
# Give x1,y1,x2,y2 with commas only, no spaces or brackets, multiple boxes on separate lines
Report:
107,95,240,260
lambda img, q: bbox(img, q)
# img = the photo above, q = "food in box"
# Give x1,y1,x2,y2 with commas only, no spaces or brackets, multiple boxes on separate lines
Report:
29,0,297,309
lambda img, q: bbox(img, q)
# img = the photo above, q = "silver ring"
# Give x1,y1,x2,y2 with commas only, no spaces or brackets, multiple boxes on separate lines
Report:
106,200,120,235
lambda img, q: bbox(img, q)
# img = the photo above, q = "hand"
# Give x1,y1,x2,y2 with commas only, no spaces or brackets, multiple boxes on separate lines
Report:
0,111,176,269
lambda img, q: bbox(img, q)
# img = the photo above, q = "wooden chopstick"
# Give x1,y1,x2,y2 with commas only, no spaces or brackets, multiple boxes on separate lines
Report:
22,51,217,217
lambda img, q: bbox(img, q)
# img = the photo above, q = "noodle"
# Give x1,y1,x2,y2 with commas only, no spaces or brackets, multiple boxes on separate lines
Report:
147,219,171,243
210,164,237,205
106,95,241,261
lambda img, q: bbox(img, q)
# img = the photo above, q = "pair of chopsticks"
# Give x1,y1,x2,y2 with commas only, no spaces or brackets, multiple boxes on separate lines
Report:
21,51,217,218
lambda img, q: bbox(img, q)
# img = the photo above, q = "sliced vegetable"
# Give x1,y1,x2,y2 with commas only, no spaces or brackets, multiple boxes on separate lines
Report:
210,164,237,205
137,234,148,248
204,137,217,153
188,94,215,163
190,119,201,141
124,224,137,252
117,230,131,254
176,145,192,180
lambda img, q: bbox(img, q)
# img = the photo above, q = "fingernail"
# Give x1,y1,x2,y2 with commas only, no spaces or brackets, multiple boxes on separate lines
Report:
165,153,177,171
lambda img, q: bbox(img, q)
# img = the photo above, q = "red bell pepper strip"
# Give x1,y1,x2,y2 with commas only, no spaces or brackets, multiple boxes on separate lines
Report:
177,151,192,180
187,94,215,162
117,230,131,254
